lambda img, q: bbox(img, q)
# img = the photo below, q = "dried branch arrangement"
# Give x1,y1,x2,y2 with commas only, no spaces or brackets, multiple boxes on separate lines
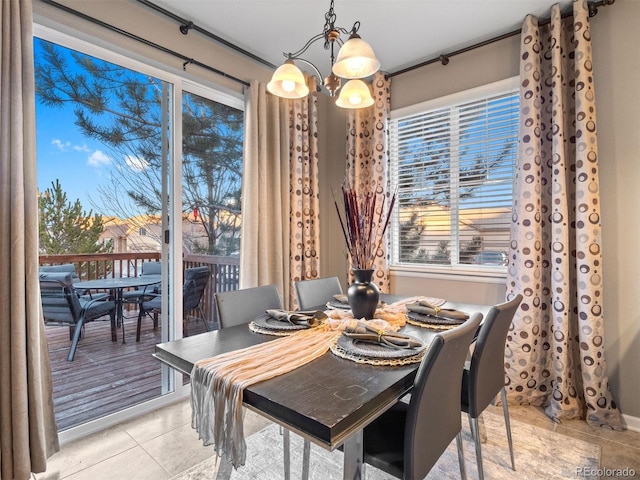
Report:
333,182,396,271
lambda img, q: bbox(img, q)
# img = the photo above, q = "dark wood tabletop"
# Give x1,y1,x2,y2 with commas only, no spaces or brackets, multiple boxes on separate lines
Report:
153,297,492,451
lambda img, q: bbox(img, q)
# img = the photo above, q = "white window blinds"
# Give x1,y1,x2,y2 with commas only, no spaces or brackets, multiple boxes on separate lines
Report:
389,82,519,269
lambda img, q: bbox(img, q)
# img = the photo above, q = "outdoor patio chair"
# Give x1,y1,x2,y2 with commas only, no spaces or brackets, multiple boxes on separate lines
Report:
122,261,162,302
135,266,211,341
39,263,108,301
39,271,117,361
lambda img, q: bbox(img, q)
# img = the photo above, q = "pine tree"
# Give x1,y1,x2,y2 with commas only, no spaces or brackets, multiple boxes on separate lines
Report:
38,179,113,256
35,39,243,255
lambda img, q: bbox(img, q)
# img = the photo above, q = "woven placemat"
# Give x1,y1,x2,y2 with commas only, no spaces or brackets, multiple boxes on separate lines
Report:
248,313,311,336
248,322,299,336
405,317,460,330
405,311,466,330
329,335,426,366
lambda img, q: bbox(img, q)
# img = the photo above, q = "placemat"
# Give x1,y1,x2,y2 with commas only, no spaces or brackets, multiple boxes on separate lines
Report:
249,313,309,336
329,334,426,366
405,311,464,330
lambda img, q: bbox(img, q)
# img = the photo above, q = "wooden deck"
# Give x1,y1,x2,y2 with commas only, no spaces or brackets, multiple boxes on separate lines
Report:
45,309,210,431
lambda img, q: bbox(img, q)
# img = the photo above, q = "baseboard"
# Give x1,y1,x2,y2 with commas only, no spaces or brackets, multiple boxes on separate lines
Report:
623,413,640,432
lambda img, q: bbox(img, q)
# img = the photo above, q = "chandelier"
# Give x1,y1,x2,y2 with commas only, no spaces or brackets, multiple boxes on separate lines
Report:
267,0,380,109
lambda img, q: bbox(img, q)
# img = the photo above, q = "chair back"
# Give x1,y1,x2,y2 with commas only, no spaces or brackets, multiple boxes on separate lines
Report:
404,312,482,480
215,285,283,328
141,261,162,276
39,272,82,324
183,266,211,312
294,276,343,310
466,294,523,417
39,263,79,281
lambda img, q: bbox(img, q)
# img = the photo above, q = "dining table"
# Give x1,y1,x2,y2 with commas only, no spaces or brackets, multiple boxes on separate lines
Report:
75,274,162,342
153,295,492,480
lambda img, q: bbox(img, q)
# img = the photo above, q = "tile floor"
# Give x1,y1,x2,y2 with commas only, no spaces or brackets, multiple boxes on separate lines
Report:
36,400,640,480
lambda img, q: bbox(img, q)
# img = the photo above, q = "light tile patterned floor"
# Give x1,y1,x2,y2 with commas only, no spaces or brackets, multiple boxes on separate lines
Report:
35,400,640,480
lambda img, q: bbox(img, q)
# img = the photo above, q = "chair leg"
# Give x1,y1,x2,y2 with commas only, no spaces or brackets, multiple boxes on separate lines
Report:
282,428,291,480
302,439,311,480
198,305,210,331
456,431,467,480
469,414,485,480
501,387,516,470
67,319,86,361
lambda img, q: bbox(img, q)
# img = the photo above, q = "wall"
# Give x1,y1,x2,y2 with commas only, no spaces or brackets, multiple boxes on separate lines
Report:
322,1,640,420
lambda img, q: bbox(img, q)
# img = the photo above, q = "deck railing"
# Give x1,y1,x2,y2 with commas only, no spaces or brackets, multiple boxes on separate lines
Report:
39,252,240,326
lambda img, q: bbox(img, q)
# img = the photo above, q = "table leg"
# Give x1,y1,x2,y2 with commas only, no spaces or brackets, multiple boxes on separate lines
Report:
114,288,125,344
110,314,117,342
342,430,365,480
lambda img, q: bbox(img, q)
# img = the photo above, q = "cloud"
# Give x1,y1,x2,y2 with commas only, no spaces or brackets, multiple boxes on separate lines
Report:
73,144,92,153
87,150,111,167
51,139,71,151
125,154,149,172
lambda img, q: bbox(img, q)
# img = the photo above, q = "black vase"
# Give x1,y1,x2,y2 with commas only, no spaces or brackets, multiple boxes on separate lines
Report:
347,269,380,320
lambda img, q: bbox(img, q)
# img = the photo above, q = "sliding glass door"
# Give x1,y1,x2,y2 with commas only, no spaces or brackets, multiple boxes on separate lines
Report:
34,25,243,437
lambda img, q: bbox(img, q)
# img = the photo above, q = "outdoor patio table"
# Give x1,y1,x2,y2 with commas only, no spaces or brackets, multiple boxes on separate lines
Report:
75,275,162,342
154,295,491,480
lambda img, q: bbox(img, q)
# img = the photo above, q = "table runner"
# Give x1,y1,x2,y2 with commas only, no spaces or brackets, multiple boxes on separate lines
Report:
190,296,444,468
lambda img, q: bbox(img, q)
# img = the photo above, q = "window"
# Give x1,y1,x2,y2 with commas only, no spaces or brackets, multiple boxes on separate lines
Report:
389,78,519,272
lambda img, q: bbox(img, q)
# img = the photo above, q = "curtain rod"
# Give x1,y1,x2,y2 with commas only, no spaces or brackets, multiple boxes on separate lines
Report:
135,0,277,70
40,0,250,87
388,0,615,78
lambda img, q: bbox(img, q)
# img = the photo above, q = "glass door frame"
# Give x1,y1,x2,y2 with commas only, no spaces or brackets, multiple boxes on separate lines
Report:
33,22,243,444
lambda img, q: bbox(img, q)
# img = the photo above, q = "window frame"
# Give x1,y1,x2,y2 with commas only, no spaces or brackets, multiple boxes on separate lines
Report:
389,77,519,280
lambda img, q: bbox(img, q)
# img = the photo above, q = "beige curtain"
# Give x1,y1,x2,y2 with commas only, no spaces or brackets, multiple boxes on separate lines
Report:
0,1,60,479
505,0,623,429
345,72,392,292
240,77,320,309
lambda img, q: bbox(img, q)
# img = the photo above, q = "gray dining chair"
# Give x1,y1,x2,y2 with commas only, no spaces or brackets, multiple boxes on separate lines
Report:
362,312,483,480
214,285,312,480
136,266,211,341
40,271,117,361
461,294,523,480
293,276,343,310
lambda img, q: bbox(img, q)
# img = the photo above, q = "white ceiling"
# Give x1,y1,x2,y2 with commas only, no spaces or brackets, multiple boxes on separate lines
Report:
147,0,573,76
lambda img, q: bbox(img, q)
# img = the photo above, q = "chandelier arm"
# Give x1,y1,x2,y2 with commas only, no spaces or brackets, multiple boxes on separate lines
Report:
284,32,327,60
289,57,323,82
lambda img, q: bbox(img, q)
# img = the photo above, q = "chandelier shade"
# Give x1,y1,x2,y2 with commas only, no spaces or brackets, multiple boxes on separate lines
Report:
332,34,380,79
267,60,310,99
267,0,379,109
335,79,374,108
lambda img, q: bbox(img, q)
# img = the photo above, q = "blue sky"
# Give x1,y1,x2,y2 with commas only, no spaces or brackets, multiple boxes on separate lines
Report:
34,37,123,215
36,99,113,213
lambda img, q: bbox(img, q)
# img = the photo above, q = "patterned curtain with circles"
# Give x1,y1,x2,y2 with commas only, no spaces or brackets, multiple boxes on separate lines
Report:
288,76,321,308
505,0,623,429
345,72,392,293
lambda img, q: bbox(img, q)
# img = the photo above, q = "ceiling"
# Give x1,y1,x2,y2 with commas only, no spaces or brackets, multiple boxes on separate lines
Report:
146,0,573,77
